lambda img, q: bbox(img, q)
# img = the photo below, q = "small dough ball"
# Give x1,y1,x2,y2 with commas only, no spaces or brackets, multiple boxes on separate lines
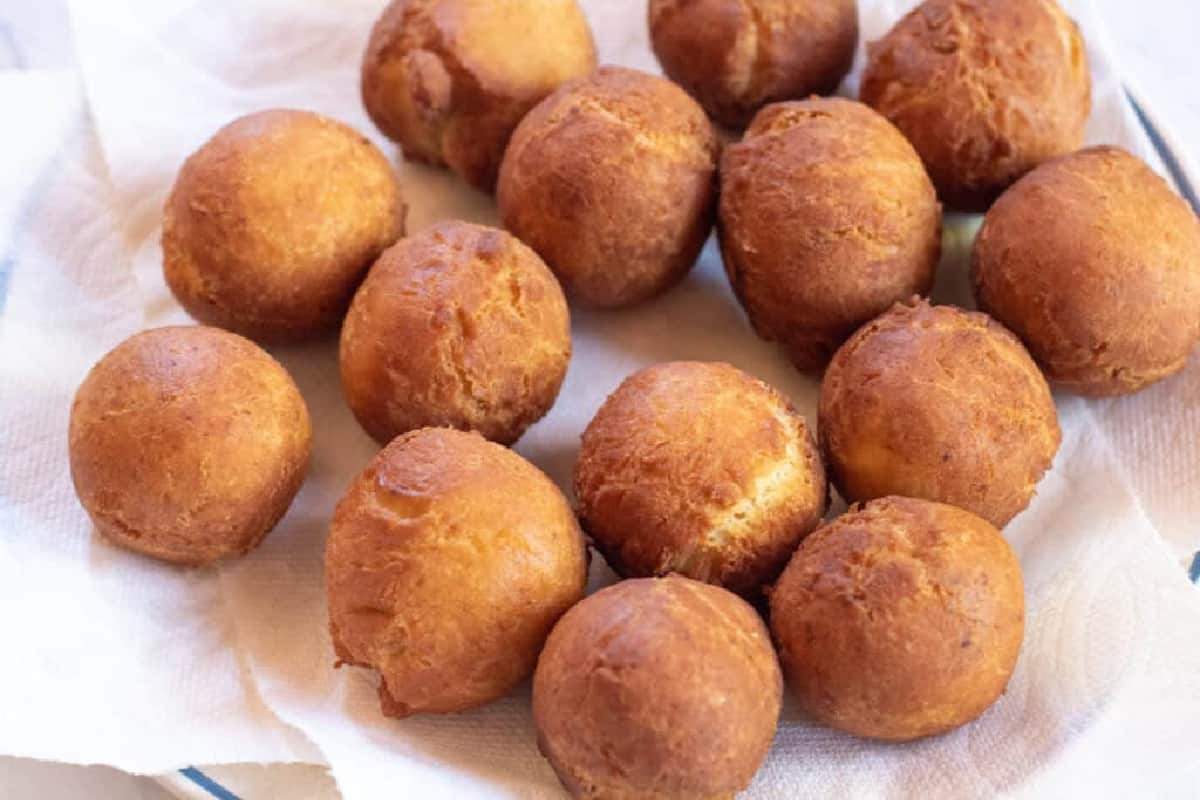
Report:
860,0,1090,210
498,66,720,308
819,299,1060,527
575,361,825,594
69,326,312,564
362,0,597,190
340,221,570,445
534,576,781,799
973,146,1200,396
770,496,1024,741
326,428,587,718
720,98,942,370
648,0,858,129
164,109,405,342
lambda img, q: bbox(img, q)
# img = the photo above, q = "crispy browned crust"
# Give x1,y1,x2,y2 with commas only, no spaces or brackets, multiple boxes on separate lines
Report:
719,97,942,371
818,299,1060,527
339,221,571,446
497,66,720,308
68,326,312,564
162,109,406,342
860,0,1091,211
361,0,597,190
574,361,826,595
648,0,858,129
972,146,1200,396
769,496,1025,742
533,576,781,799
325,428,587,718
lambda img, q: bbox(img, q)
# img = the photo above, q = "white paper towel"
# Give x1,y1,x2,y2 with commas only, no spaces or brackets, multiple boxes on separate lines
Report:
0,0,1197,796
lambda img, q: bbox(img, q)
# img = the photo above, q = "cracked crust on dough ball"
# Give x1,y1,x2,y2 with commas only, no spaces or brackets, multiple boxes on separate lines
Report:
68,326,312,565
819,299,1060,528
719,97,942,371
497,66,720,308
575,361,826,595
339,221,571,446
770,496,1024,741
533,575,781,799
361,0,597,190
972,146,1200,396
325,427,587,718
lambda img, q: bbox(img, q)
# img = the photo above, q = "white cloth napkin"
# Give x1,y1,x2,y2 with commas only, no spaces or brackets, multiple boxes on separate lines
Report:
0,0,1197,796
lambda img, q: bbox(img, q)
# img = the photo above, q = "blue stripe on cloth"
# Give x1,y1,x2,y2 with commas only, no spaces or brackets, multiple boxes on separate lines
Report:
1189,552,1200,585
179,767,243,800
1125,88,1200,215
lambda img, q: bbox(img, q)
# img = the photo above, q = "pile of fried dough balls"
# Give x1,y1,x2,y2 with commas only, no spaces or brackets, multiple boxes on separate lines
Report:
66,0,1200,797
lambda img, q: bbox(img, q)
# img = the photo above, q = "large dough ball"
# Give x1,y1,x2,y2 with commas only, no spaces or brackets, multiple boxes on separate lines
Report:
648,0,858,129
534,576,781,799
339,221,570,445
498,66,720,308
326,428,587,718
719,98,942,371
361,0,596,190
973,146,1200,396
163,109,405,342
770,496,1025,741
819,299,1060,527
575,361,826,595
69,326,311,564
860,0,1090,210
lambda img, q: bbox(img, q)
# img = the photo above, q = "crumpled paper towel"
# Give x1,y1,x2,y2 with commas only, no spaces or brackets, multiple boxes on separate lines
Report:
0,0,1196,796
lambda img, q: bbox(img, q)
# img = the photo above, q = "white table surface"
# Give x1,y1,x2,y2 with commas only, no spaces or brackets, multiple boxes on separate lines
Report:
1,0,1196,797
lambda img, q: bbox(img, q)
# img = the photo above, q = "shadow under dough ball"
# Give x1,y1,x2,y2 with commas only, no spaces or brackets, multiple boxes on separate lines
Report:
819,299,1060,528
534,576,782,799
648,0,858,130
860,0,1091,211
326,428,587,718
339,221,571,446
361,0,596,191
575,361,826,595
973,146,1200,396
497,66,720,308
719,97,942,371
68,326,312,565
163,109,406,342
770,496,1024,741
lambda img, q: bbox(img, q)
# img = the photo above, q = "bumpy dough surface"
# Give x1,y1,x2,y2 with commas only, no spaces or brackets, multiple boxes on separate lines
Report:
326,428,587,718
69,326,312,564
860,0,1090,210
497,66,720,308
719,97,942,371
819,299,1060,527
648,0,858,129
340,221,570,446
361,0,596,190
770,496,1025,741
575,361,826,595
163,109,405,342
973,145,1200,396
534,575,782,799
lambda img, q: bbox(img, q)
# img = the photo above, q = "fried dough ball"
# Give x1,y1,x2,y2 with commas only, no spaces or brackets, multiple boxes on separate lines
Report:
770,496,1025,741
326,427,587,718
819,299,1060,527
719,97,942,371
860,0,1091,210
575,361,826,595
648,0,858,129
163,110,405,342
339,221,570,445
534,576,782,799
68,326,311,564
361,0,597,190
497,66,720,308
973,146,1200,396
